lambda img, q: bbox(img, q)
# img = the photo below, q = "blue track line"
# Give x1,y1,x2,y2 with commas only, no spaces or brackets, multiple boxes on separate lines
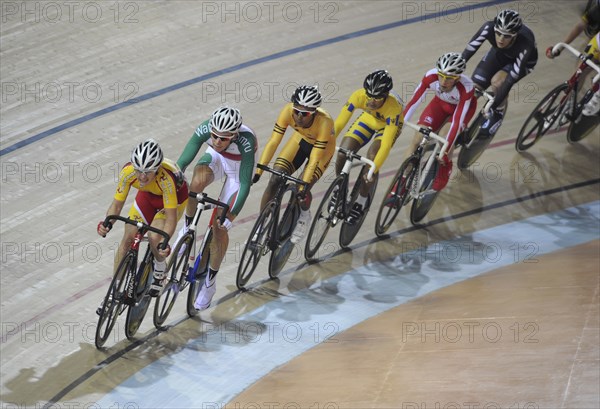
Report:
0,0,512,157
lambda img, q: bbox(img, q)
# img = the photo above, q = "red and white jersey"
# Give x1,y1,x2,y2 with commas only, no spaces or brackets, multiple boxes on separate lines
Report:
404,68,475,144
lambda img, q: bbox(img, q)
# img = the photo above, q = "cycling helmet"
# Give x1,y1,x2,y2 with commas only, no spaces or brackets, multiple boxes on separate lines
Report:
291,85,322,109
131,139,163,172
363,69,393,98
436,52,467,76
210,106,242,134
494,9,522,34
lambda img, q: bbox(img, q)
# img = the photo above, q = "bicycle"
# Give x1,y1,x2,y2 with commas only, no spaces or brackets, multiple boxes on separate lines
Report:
516,42,600,152
236,164,308,290
304,146,376,263
153,192,230,327
374,121,449,236
456,89,496,170
95,216,170,349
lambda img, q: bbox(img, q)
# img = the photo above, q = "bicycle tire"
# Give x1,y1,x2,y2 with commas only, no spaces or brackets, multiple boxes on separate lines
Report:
95,252,135,348
516,83,569,152
124,249,154,339
410,156,440,224
153,233,194,328
375,157,419,237
457,114,492,170
186,229,212,317
339,167,378,248
304,177,345,262
269,194,299,279
567,91,599,143
236,202,276,289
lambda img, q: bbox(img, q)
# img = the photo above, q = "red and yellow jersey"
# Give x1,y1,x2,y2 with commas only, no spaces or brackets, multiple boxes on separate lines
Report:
114,158,183,209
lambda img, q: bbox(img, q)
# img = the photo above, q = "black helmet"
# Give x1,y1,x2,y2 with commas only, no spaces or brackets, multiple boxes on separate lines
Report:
363,69,393,98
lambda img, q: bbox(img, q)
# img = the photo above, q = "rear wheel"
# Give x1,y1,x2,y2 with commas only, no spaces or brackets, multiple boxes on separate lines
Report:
304,177,344,262
125,252,154,339
269,190,300,279
339,166,378,248
567,90,599,143
375,157,418,237
186,230,212,317
516,83,569,152
236,202,276,289
153,233,194,328
95,252,134,349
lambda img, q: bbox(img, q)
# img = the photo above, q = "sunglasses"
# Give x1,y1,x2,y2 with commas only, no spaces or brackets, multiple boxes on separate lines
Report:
366,95,386,102
134,169,157,176
437,72,460,81
494,29,516,39
211,132,235,142
293,107,316,118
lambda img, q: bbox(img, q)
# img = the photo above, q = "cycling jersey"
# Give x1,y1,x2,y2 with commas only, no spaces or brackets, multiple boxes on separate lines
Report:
257,103,335,185
583,0,600,37
585,32,600,60
404,69,476,146
177,120,258,216
462,21,538,110
335,88,404,171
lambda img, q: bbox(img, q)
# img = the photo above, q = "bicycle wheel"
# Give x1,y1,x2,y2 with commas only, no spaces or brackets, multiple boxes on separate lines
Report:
375,157,419,237
153,233,194,328
95,252,134,348
236,202,276,289
410,156,440,225
269,199,299,279
567,91,599,143
339,166,378,248
457,114,492,170
304,177,344,262
186,229,212,317
125,250,154,339
516,83,569,152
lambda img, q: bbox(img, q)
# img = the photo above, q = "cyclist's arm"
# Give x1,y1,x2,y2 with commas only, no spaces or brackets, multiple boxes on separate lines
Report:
177,126,210,172
373,113,403,172
230,137,257,216
334,90,361,137
256,106,290,176
403,76,430,122
105,199,125,219
302,121,334,185
162,208,178,241
461,22,491,62
447,87,474,146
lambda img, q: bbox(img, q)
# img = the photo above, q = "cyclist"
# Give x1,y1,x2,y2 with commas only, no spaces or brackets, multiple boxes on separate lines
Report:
582,32,600,115
96,139,188,313
403,53,477,192
461,9,538,138
546,0,600,55
176,106,258,310
252,85,335,243
332,69,404,223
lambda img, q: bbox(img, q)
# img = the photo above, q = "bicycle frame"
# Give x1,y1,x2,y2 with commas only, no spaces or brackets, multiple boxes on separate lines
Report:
403,121,449,198
463,90,494,149
333,146,376,221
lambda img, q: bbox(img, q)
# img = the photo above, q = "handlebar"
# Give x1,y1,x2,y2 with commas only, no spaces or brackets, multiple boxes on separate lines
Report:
403,121,450,158
256,163,310,187
478,89,495,117
335,146,377,181
188,191,231,225
103,215,171,250
552,42,600,84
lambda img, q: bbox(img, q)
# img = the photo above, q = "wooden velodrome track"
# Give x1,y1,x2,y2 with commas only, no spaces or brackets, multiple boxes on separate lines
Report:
1,0,598,408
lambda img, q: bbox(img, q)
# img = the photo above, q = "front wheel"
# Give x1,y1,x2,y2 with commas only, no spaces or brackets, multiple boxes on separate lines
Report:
339,167,378,248
236,202,276,289
186,230,212,317
457,114,492,170
516,83,569,152
153,233,194,328
375,157,418,237
304,177,345,263
567,91,599,143
95,252,134,349
410,157,440,225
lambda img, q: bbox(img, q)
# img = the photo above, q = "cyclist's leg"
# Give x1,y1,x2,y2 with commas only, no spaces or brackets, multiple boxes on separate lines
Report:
335,114,373,175
184,151,216,226
404,97,450,158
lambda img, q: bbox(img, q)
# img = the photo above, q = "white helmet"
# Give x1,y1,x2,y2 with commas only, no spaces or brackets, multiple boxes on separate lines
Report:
291,85,322,109
131,139,163,172
436,52,467,76
210,106,242,134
